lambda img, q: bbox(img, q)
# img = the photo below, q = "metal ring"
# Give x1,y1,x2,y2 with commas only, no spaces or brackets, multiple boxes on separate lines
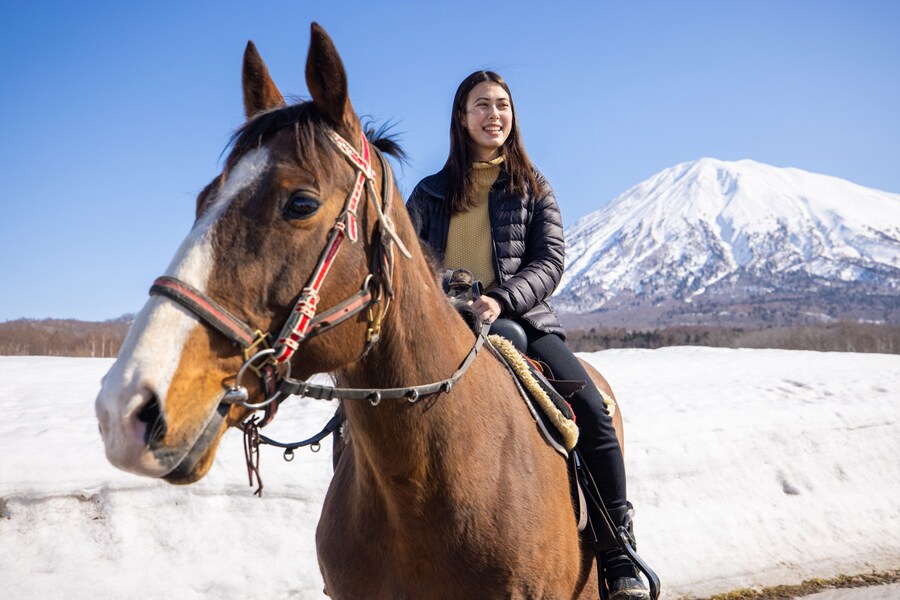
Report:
234,348,275,389
441,381,453,394
310,443,321,453
233,348,292,410
361,273,375,293
240,391,279,410
405,389,419,403
368,391,381,406
283,448,295,462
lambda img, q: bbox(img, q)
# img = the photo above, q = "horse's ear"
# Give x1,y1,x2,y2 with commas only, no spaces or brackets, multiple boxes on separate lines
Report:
242,41,286,120
306,22,358,134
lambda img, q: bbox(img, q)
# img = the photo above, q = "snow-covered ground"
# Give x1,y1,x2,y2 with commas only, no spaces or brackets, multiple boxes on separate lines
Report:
1,348,898,599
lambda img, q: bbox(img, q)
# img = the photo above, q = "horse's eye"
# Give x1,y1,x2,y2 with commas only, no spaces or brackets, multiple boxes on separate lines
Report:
283,195,320,220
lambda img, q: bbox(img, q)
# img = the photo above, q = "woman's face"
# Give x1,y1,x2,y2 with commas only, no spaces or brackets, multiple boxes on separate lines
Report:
462,81,513,161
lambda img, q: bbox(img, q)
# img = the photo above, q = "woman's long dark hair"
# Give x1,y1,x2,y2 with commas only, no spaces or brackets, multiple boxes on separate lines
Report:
445,71,541,214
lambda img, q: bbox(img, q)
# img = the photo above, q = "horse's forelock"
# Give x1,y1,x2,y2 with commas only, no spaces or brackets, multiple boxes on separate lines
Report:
225,103,407,179
224,102,341,187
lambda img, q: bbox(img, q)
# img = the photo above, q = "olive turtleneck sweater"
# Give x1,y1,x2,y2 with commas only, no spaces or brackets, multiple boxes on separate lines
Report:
443,156,504,290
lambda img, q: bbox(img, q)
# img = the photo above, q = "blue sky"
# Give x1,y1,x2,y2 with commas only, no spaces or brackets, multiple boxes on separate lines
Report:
1,1,898,321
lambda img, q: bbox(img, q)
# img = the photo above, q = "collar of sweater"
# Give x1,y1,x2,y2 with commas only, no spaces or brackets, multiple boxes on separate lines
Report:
472,155,504,189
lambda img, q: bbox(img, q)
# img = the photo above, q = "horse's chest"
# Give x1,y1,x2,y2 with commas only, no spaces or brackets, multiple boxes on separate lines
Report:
318,506,577,599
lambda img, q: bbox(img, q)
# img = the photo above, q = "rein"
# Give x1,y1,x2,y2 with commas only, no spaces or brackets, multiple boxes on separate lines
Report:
277,319,491,405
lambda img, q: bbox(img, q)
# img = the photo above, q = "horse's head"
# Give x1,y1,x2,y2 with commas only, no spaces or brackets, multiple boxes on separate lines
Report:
96,23,408,483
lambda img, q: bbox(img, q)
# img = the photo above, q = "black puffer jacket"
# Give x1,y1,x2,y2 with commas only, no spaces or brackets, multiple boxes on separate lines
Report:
406,165,567,339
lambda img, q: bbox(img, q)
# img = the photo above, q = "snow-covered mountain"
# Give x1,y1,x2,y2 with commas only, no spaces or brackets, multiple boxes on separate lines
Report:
554,158,900,326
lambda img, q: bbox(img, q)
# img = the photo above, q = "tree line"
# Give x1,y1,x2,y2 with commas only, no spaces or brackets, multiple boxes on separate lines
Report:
566,321,900,354
0,318,130,357
1,318,898,356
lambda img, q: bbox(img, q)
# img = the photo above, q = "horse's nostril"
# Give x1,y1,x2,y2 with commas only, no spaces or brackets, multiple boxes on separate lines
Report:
135,393,168,446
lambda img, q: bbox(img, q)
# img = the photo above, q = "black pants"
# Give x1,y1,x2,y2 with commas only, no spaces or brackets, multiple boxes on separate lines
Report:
519,320,628,512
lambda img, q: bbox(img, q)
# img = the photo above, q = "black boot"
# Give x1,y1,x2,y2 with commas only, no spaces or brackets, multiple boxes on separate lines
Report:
599,503,649,600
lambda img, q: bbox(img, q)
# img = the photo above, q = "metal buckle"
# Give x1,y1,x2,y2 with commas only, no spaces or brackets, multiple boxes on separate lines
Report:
242,330,271,377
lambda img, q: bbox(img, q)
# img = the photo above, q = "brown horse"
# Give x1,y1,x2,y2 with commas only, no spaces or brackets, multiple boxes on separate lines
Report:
95,23,624,599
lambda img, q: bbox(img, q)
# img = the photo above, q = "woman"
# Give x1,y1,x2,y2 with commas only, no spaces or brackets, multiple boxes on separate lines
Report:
406,71,650,600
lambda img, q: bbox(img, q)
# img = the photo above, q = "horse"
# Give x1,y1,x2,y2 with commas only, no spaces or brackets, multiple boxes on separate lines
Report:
95,22,626,599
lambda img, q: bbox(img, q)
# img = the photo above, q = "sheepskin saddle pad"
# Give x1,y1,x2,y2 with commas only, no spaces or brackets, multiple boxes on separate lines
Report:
487,334,580,454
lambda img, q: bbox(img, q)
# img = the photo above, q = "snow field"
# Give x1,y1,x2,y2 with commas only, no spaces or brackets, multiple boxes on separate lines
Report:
1,349,898,599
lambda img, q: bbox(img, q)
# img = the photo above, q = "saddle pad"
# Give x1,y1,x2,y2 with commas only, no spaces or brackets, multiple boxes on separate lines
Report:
487,334,579,452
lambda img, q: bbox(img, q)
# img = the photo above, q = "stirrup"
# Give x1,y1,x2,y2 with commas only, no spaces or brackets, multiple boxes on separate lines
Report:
574,451,661,600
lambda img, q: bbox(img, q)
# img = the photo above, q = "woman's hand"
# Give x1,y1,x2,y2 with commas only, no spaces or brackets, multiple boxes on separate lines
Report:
470,295,502,324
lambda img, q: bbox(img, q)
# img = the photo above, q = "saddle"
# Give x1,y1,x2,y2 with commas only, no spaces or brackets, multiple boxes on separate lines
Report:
443,268,588,394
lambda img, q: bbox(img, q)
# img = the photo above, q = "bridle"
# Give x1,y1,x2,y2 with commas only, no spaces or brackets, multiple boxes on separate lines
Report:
149,128,490,427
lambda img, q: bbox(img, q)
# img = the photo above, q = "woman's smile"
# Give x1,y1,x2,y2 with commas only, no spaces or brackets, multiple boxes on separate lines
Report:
463,81,512,160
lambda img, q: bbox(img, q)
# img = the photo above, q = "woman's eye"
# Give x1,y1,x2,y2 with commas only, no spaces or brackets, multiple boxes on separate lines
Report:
283,195,320,220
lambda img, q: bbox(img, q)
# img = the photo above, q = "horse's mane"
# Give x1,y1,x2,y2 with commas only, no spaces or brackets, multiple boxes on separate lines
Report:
361,119,406,163
225,102,405,180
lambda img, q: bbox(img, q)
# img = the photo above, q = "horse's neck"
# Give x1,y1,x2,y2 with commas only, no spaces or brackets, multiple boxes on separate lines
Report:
337,260,477,480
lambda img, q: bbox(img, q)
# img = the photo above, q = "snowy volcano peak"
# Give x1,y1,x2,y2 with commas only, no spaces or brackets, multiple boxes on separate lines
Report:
555,158,900,324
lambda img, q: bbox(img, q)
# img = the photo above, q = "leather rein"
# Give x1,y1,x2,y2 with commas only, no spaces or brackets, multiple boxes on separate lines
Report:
149,129,490,427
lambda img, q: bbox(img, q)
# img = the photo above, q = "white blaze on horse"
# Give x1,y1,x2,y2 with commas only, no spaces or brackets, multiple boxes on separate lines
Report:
96,22,629,598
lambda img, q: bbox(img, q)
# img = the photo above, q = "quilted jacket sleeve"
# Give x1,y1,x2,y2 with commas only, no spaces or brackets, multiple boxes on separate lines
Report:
487,186,565,317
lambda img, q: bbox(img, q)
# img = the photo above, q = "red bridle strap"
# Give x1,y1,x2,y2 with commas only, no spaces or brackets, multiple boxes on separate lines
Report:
271,130,377,364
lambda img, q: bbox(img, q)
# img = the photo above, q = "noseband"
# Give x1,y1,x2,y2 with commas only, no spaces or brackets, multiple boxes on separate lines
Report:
149,128,490,424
